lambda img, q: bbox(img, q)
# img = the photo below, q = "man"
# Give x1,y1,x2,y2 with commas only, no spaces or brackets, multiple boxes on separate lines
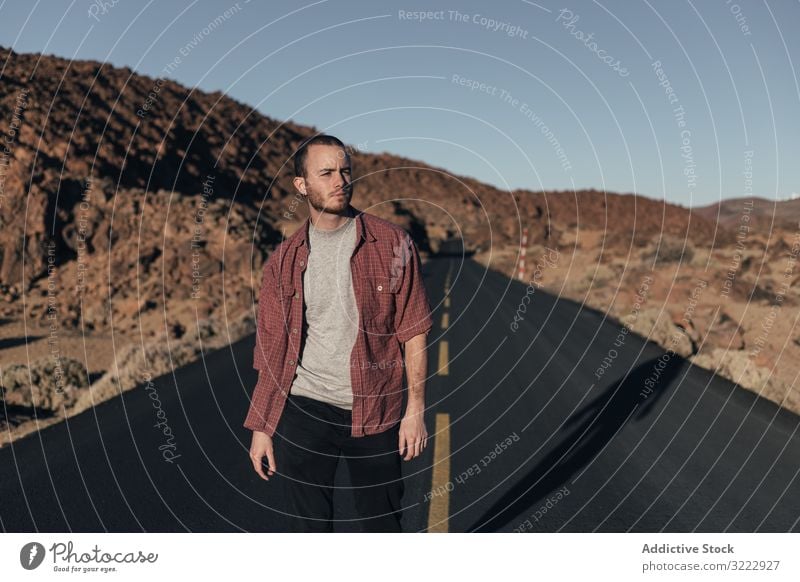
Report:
244,134,434,532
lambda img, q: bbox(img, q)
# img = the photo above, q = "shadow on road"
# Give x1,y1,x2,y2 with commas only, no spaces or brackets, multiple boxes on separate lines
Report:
466,354,682,532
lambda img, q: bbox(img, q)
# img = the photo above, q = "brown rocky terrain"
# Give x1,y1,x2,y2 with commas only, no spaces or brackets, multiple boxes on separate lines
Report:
1,47,798,447
693,196,800,232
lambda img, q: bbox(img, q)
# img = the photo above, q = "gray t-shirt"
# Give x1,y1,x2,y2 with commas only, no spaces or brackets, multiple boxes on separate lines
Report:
289,215,358,410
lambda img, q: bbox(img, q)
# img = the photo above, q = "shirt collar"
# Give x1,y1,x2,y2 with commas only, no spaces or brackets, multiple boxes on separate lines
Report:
292,206,375,248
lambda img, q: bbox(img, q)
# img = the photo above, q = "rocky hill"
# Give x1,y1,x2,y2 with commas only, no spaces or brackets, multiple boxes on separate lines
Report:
692,196,800,232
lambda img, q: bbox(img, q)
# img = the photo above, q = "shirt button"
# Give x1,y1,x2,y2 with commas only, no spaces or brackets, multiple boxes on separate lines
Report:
299,260,305,267
377,285,383,291
289,359,295,365
292,328,298,334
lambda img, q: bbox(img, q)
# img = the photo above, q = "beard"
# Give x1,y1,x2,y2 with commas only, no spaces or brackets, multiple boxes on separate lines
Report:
305,184,353,214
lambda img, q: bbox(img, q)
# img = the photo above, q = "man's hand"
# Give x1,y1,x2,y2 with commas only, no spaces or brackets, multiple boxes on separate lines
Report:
399,332,428,461
249,430,276,480
398,407,428,461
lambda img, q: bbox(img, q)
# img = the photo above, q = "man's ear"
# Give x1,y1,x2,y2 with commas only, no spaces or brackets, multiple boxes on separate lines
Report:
292,176,307,195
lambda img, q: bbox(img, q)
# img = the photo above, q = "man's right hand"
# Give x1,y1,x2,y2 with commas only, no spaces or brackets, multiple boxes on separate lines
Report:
249,431,276,480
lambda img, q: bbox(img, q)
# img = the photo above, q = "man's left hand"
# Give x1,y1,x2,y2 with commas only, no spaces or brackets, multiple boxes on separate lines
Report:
398,409,428,461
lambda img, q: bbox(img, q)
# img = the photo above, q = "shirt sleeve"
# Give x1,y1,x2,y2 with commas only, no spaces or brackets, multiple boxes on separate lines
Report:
243,371,277,434
252,252,277,371
246,253,280,434
393,233,434,344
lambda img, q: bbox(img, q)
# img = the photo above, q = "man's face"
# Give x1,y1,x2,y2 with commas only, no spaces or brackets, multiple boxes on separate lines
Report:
298,144,353,214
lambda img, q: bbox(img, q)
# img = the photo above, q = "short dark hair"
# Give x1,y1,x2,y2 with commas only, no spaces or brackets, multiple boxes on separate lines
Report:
293,134,347,178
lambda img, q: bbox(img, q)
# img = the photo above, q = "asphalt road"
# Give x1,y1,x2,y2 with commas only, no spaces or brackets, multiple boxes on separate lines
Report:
2,255,799,532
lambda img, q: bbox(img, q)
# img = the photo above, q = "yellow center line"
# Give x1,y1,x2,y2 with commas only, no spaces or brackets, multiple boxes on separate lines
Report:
426,268,453,532
437,340,449,376
427,413,451,533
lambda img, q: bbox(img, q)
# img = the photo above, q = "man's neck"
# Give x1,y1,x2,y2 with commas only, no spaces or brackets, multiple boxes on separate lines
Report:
308,205,354,231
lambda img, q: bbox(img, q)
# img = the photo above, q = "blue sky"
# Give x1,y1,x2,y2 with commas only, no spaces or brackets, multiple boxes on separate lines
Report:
1,0,798,206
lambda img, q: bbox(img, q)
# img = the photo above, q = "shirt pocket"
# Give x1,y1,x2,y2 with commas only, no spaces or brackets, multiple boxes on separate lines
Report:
265,282,296,335
361,275,400,330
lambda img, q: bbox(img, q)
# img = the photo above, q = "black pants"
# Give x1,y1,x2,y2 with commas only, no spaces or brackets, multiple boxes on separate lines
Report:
273,394,404,532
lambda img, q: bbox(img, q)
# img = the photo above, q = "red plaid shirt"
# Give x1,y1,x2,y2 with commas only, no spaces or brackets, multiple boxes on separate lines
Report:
244,207,433,437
